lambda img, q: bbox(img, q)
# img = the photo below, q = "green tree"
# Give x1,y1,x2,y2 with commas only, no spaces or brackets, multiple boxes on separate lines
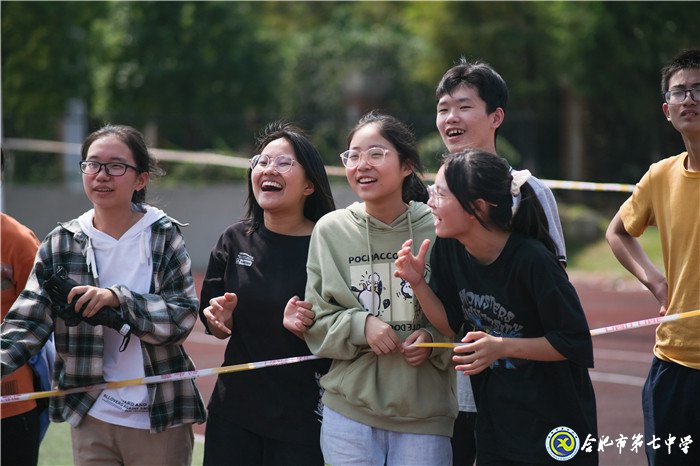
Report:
269,3,433,164
2,1,106,139
95,1,279,151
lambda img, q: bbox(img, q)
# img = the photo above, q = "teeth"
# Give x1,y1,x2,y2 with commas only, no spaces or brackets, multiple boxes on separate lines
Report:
447,129,464,137
261,180,283,191
358,177,375,183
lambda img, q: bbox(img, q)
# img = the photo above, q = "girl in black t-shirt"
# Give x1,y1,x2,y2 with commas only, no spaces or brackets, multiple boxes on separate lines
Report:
395,150,598,465
199,122,335,466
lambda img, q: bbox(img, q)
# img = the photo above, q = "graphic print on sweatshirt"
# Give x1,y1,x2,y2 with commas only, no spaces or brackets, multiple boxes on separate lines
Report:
235,252,254,267
459,288,525,369
349,262,414,323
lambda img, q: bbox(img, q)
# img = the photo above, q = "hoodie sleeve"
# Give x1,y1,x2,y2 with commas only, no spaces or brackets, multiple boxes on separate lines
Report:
303,220,371,360
110,221,198,346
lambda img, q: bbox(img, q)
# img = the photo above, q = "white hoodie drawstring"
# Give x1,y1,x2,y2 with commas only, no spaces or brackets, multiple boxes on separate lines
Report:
139,230,151,266
85,238,99,280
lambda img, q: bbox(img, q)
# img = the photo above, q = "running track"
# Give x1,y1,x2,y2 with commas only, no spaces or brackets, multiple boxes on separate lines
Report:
184,273,664,465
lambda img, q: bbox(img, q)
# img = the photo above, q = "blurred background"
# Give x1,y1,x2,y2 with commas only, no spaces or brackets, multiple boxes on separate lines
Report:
2,1,697,270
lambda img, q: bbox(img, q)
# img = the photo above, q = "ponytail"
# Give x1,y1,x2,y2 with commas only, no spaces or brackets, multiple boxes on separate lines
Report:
402,171,429,203
511,183,556,255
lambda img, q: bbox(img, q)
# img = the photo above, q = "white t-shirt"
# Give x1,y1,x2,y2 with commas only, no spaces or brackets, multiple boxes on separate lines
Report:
78,206,164,429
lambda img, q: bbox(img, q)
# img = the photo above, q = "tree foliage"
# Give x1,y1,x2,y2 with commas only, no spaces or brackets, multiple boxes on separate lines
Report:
2,1,698,184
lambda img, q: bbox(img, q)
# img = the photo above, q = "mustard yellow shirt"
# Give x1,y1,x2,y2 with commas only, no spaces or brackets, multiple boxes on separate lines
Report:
620,152,700,369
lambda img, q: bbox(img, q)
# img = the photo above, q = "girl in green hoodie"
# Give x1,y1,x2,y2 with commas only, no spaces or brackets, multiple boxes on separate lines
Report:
290,111,457,465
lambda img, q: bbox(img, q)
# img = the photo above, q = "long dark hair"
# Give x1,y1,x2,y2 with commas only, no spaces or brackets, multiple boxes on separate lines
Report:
346,111,428,203
81,124,163,205
443,150,555,254
245,121,335,234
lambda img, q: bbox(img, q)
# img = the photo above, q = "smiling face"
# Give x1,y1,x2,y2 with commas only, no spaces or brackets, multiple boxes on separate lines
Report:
345,123,412,209
428,165,471,240
436,84,503,154
82,135,148,212
663,68,700,138
251,137,314,216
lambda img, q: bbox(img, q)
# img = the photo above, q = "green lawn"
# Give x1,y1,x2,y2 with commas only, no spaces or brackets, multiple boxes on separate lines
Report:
38,422,204,466
567,226,664,279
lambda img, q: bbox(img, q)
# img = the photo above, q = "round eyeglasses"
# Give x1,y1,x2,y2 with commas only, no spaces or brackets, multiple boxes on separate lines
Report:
427,184,449,207
250,154,296,173
664,86,700,105
79,161,140,176
339,147,388,169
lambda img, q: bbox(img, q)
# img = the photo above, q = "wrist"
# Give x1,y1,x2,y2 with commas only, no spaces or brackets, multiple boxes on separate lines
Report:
107,288,120,308
410,278,429,293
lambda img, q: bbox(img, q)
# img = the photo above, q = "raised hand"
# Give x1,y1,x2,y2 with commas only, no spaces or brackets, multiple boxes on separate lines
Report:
283,296,315,338
203,292,238,337
394,238,430,287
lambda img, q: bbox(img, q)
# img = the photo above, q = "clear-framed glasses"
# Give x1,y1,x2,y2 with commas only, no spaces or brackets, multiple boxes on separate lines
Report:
79,161,140,176
339,147,388,169
664,86,700,104
427,184,448,207
250,154,296,173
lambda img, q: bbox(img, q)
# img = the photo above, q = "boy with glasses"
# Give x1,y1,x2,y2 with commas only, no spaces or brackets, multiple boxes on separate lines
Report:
606,48,700,466
434,58,568,465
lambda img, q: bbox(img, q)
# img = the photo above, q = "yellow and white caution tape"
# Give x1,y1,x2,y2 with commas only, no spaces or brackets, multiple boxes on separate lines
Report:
540,178,635,193
1,354,319,405
413,309,700,347
4,310,698,404
588,309,700,336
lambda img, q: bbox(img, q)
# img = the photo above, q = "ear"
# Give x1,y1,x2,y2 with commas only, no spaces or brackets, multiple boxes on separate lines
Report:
491,107,505,130
303,181,315,196
135,172,149,192
472,198,491,217
662,102,671,122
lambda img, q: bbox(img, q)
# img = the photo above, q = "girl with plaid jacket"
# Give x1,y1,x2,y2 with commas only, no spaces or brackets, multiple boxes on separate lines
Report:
1,125,205,465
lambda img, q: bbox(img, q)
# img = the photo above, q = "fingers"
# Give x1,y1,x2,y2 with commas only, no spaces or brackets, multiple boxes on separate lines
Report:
403,329,431,346
210,293,238,313
454,358,490,375
403,348,429,366
69,286,110,319
417,238,431,261
365,316,400,355
205,293,237,335
203,307,231,335
283,296,316,332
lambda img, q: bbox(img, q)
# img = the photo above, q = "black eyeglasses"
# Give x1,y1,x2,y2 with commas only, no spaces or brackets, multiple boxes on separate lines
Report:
79,161,140,176
250,154,296,173
664,86,700,105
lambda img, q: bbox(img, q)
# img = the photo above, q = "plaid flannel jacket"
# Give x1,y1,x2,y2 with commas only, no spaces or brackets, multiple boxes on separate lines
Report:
0,215,206,432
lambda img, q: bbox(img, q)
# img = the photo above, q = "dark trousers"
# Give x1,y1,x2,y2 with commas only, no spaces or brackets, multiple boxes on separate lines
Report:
1,406,40,466
452,411,477,466
203,412,324,466
643,357,700,466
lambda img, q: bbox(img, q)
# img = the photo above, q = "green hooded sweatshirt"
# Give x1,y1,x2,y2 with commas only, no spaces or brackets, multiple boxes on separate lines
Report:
305,201,457,437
